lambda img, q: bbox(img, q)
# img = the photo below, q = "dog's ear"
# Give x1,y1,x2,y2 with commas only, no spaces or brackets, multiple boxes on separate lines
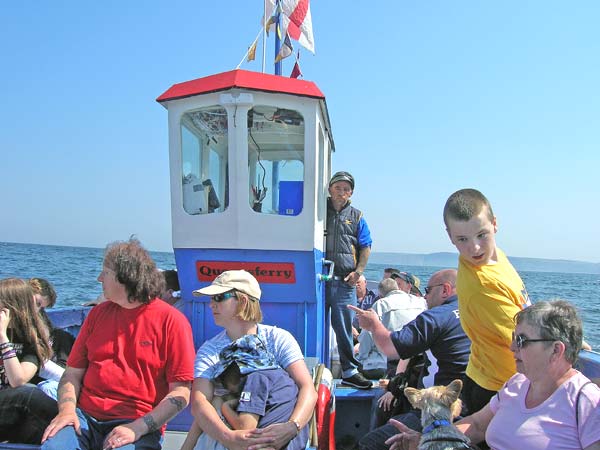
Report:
403,387,422,408
442,379,463,404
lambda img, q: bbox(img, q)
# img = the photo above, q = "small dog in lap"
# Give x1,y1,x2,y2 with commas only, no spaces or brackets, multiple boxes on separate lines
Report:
404,379,474,450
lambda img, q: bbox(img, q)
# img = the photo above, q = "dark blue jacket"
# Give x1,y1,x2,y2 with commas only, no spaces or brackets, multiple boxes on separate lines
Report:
390,295,471,386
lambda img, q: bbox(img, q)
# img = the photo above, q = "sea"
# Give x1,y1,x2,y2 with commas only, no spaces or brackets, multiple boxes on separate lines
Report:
1,241,599,349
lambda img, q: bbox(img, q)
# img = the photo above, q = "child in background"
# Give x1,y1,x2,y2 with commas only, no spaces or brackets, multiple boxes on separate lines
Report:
29,278,75,398
443,188,531,415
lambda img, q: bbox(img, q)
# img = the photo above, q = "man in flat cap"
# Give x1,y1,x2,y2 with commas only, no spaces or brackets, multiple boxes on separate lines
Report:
326,171,373,389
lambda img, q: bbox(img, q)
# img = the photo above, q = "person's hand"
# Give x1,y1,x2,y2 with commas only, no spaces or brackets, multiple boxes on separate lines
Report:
347,305,380,332
102,423,139,449
385,419,421,450
42,411,81,442
344,271,360,286
377,391,396,412
0,308,11,337
379,378,389,389
352,326,360,340
247,421,298,450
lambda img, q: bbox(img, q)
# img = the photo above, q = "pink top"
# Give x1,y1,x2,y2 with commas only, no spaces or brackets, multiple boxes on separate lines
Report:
486,371,600,449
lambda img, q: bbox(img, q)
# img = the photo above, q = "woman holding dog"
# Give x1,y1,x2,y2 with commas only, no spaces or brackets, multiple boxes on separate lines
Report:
388,300,600,450
182,270,316,450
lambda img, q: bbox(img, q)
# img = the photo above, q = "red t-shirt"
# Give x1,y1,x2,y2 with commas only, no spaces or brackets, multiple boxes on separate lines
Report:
68,299,195,421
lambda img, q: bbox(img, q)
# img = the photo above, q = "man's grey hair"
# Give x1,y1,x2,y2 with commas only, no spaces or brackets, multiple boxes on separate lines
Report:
378,278,398,297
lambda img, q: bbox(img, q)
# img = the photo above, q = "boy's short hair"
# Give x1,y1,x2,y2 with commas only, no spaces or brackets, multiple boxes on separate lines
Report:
235,291,263,323
443,188,495,228
163,269,180,291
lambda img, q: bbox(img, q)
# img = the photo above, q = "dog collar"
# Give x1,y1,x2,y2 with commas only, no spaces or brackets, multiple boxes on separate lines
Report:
422,419,451,434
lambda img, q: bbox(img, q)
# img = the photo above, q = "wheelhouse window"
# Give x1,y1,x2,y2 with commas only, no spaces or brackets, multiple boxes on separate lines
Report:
180,106,228,215
247,106,304,216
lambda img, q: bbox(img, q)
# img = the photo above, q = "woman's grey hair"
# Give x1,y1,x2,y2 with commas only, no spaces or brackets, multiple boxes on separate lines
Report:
514,300,583,364
378,278,398,298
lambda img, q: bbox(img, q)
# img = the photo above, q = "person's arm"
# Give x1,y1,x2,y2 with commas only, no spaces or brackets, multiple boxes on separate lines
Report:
42,366,86,441
221,399,260,430
189,377,255,450
454,403,495,445
345,246,371,285
348,305,399,358
246,359,317,450
103,381,190,448
0,308,40,386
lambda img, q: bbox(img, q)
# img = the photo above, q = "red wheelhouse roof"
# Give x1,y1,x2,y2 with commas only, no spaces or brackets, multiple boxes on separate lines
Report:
157,69,325,103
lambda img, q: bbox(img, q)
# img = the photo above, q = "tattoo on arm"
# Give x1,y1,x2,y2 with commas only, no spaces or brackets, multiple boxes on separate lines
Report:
58,397,77,405
167,395,185,412
143,415,159,433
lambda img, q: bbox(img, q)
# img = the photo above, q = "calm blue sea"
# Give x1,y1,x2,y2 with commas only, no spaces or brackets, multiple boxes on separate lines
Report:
1,241,599,349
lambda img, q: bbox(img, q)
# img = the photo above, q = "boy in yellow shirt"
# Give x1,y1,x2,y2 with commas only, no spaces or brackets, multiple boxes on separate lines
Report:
443,188,530,415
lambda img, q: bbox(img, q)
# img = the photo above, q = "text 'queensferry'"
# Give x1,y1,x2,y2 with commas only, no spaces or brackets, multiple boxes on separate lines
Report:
196,261,296,284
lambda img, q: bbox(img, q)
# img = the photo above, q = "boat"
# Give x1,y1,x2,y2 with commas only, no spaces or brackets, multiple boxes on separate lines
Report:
3,5,600,450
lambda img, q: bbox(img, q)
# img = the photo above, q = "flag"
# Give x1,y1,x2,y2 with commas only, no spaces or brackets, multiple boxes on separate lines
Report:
275,33,293,63
264,14,276,37
247,39,258,62
279,0,315,53
290,60,302,78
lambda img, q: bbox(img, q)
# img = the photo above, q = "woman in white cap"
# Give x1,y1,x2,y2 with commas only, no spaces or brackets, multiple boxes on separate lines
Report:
182,270,316,450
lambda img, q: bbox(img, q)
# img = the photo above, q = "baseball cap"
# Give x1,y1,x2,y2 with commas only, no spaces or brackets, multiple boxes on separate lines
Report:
192,270,261,300
391,271,421,289
329,171,355,190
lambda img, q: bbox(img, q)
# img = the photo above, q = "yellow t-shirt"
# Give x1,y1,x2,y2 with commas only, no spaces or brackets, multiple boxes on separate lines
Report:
457,248,531,391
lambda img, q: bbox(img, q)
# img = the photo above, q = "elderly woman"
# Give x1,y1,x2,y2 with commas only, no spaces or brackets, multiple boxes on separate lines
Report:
389,300,600,450
182,270,317,450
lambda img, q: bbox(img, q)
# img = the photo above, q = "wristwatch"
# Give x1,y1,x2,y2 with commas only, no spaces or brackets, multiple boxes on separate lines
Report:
355,270,363,276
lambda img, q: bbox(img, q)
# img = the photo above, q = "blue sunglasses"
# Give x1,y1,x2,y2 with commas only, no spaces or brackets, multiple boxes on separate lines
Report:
211,291,237,302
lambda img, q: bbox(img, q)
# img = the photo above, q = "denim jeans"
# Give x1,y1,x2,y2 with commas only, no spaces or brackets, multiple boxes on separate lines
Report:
358,409,421,450
41,408,162,450
326,278,359,378
0,384,58,444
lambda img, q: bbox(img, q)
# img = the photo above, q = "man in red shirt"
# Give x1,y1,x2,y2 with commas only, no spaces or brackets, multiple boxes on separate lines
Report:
42,239,195,450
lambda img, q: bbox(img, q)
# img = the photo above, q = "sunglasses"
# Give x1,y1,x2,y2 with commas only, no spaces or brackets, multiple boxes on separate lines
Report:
424,283,445,295
512,332,555,349
211,291,236,303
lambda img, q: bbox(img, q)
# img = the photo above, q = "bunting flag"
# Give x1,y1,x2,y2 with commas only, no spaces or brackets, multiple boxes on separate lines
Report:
247,39,258,62
290,60,302,78
279,0,315,53
275,32,293,63
264,14,276,37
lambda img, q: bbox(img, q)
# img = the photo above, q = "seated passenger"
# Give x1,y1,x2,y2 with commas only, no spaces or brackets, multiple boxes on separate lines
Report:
160,269,184,312
386,300,600,450
194,334,306,450
182,270,316,450
356,278,426,380
29,277,75,398
0,278,58,444
41,239,195,450
352,275,378,341
390,271,423,297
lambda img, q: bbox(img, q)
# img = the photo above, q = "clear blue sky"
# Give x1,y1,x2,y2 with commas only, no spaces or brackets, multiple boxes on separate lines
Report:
2,2,599,263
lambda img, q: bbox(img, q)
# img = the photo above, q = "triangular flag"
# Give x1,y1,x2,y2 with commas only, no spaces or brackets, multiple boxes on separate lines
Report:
275,33,293,63
247,39,258,62
290,61,302,78
265,15,276,37
290,50,302,78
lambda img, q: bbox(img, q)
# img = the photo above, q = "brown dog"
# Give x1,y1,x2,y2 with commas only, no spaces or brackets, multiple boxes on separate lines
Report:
404,379,473,450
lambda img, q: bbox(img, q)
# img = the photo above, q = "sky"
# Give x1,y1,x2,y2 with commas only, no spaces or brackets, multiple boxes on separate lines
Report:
2,2,599,263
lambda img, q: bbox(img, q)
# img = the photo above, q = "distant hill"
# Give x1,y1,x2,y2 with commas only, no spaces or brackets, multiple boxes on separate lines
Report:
369,252,600,275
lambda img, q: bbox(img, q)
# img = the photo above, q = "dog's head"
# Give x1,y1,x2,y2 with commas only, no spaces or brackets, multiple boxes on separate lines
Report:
404,379,463,420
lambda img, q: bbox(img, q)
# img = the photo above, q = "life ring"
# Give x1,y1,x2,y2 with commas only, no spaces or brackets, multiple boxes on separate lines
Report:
314,365,336,450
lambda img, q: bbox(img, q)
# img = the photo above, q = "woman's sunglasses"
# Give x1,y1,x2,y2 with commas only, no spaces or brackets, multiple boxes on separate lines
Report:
211,291,236,303
512,332,555,349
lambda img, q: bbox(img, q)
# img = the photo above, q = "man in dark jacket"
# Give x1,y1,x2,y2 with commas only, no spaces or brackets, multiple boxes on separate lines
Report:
326,171,373,389
350,268,471,450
